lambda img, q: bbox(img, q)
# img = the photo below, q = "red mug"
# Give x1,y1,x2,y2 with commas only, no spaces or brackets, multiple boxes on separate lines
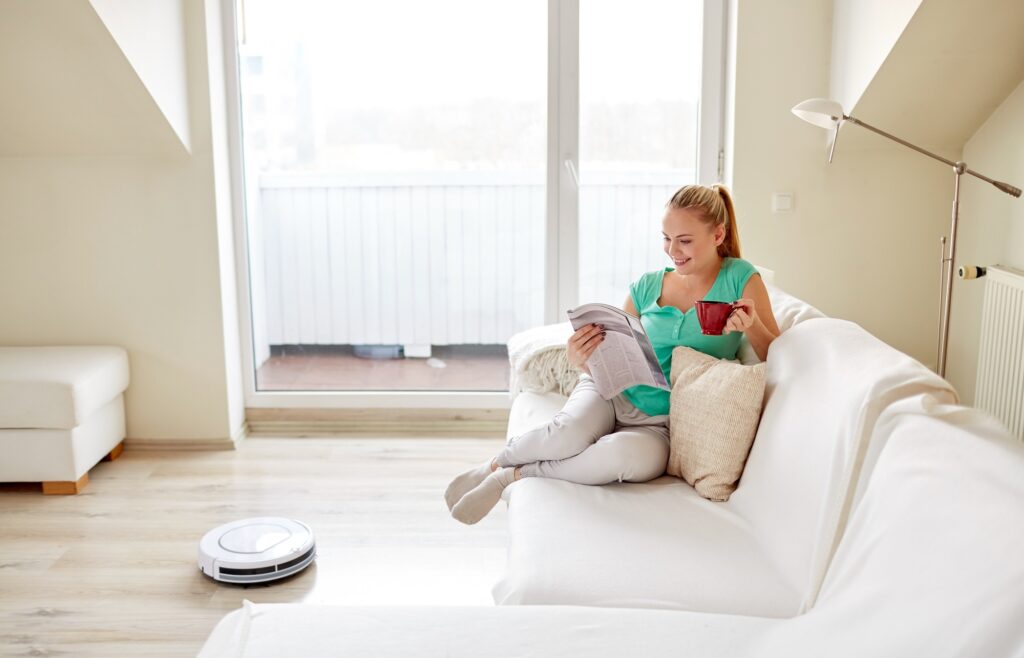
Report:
694,300,736,335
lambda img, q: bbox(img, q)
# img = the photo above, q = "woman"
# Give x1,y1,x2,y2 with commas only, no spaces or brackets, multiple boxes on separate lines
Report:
446,184,781,524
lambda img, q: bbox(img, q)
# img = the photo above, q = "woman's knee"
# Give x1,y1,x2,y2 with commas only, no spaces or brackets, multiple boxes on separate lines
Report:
595,432,668,482
502,405,614,466
542,410,608,452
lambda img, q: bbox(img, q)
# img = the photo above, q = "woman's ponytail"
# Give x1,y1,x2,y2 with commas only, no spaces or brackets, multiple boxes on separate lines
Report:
712,184,742,259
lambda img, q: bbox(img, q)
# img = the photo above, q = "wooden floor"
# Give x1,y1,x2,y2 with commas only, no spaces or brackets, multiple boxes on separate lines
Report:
257,345,510,391
0,437,507,657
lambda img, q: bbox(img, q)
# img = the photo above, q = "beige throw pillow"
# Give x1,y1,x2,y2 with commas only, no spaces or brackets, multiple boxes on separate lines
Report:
668,346,766,502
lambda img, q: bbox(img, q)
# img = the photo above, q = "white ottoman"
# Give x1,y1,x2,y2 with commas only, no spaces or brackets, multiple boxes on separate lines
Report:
0,346,130,494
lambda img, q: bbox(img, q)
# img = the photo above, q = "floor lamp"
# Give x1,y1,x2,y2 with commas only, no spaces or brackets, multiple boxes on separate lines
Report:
791,98,1021,378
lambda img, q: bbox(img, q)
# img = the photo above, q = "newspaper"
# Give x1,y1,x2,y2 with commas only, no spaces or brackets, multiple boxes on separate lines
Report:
566,303,670,400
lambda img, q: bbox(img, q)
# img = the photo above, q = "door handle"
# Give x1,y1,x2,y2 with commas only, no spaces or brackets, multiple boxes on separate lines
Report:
563,159,580,189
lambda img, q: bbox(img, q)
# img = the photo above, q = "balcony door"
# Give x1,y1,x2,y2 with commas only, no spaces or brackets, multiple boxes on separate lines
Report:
577,0,718,306
229,0,723,404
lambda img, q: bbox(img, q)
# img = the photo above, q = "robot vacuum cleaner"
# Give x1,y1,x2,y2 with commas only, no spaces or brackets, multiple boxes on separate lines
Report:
198,517,316,584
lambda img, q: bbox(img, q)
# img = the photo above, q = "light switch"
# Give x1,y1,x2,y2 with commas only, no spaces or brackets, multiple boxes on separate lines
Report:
772,192,793,213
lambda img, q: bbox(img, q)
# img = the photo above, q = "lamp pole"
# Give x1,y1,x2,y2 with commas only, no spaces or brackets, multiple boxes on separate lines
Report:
937,163,965,378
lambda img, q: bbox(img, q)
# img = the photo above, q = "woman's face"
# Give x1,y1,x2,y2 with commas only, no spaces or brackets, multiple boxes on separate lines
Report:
662,207,724,274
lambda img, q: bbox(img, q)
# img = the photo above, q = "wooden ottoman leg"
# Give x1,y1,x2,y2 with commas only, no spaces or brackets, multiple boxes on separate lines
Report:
103,441,125,462
42,473,89,495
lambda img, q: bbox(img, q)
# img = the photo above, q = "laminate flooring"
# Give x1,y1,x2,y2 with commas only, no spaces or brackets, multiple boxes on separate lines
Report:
0,437,507,657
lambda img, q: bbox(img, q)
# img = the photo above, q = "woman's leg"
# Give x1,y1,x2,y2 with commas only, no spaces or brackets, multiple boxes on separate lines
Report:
450,465,520,525
451,426,669,524
445,376,614,510
496,376,616,466
519,425,670,485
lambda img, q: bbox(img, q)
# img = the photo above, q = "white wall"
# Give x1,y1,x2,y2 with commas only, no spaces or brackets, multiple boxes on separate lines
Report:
946,78,1024,404
729,0,951,366
0,0,243,443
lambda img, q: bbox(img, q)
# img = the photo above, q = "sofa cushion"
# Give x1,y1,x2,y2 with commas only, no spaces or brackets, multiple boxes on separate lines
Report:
0,347,130,429
494,475,802,616
737,283,826,364
766,283,826,332
752,396,1024,656
667,347,766,501
728,319,956,614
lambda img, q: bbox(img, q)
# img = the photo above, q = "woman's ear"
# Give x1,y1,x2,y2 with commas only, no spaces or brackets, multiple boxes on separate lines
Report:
713,225,725,246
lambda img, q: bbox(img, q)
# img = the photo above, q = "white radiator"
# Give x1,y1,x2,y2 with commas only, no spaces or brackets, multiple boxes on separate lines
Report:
975,265,1024,440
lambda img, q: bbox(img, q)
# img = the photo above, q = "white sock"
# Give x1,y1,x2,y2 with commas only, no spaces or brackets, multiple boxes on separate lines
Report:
444,460,495,511
451,467,517,525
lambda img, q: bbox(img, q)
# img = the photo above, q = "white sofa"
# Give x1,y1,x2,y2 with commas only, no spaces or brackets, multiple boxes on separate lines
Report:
0,346,129,493
494,316,958,616
199,287,1024,657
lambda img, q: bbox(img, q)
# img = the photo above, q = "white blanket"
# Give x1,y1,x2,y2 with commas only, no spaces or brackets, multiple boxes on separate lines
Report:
506,321,576,400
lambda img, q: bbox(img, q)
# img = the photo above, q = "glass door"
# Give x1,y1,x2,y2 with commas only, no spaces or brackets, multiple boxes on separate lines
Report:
577,0,707,307
236,0,547,392
231,0,722,401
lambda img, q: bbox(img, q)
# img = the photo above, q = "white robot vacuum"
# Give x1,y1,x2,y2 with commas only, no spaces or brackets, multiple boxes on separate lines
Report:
198,517,316,584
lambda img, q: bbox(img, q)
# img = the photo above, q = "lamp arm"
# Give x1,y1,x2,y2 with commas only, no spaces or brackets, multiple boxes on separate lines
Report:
845,116,1022,198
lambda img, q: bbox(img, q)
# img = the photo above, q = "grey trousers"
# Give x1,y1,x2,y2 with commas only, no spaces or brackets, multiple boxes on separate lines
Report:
496,375,670,485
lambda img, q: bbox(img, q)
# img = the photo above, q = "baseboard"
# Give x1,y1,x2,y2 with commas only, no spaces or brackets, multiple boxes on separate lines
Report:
245,407,509,437
124,428,245,451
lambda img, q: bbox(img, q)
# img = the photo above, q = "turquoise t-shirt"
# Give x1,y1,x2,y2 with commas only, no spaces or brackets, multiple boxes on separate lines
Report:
621,257,759,417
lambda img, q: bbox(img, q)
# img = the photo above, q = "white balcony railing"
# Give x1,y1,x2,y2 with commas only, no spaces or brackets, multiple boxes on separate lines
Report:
248,171,683,362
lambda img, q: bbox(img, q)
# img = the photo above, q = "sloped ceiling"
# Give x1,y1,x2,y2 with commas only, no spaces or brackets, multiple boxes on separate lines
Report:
89,0,191,151
844,0,1024,153
0,0,190,156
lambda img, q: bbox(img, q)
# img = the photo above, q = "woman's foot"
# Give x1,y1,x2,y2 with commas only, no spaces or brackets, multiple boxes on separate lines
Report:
451,467,518,525
444,459,497,511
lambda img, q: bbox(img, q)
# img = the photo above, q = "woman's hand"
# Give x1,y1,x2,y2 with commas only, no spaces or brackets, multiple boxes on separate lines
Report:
567,323,605,374
724,298,759,335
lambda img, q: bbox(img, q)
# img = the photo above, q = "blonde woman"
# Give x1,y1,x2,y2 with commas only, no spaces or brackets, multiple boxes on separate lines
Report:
446,184,781,524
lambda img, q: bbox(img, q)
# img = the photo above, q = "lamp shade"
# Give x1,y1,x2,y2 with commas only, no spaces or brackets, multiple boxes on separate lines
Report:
791,98,845,129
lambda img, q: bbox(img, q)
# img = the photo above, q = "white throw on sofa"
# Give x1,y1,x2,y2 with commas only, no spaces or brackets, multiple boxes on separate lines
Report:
199,286,1024,657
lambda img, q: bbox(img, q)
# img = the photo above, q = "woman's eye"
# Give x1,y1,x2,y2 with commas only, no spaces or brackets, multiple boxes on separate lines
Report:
680,240,691,245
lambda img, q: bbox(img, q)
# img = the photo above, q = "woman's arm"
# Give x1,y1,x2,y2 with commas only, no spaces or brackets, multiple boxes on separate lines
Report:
723,274,780,361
